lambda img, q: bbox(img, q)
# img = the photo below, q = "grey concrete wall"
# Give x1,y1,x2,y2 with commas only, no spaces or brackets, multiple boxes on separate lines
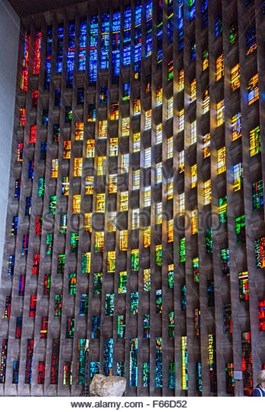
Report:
0,0,20,278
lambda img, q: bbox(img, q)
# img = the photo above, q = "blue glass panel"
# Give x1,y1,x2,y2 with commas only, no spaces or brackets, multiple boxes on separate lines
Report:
44,26,53,89
56,23,64,73
78,20,87,71
101,13,110,70
89,16,98,83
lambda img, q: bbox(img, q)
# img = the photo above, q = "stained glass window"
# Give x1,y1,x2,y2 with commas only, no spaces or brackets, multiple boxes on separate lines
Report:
112,11,121,78
235,215,246,244
89,16,98,83
247,74,259,105
101,13,110,70
129,338,138,387
123,8,132,66
254,237,265,268
21,32,30,92
56,23,64,73
33,32,42,75
66,22,75,87
252,180,264,210
231,113,241,141
146,0,152,57
181,336,188,390
78,20,87,71
249,126,261,157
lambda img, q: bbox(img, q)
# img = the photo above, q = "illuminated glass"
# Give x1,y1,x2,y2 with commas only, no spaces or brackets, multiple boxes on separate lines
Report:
177,0,184,50
28,125,36,144
167,137,173,159
143,269,151,291
166,177,173,199
89,16,98,82
230,64,240,91
202,133,210,158
202,49,209,70
129,338,138,387
78,20,87,70
144,110,152,130
216,54,224,81
221,248,230,276
191,210,198,235
21,33,30,92
168,264,174,288
56,23,64,73
110,102,119,120
205,228,213,254
167,0,173,43
156,0,163,64
94,232,104,252
33,32,42,75
193,257,199,283
246,26,257,55
132,132,140,153
238,271,249,301
168,60,173,81
178,69,184,91
119,191,128,211
178,150,185,173
93,272,103,294
235,215,246,244
190,79,196,102
233,163,243,192
252,180,264,210
145,0,152,57
66,316,75,338
101,13,110,70
96,156,106,176
112,11,121,77
191,164,197,188
117,316,126,338
247,74,259,104
194,309,200,336
231,113,242,141
118,272,127,293
72,194,81,213
134,2,142,72
179,237,186,263
202,90,210,113
156,289,162,314
131,249,139,271
249,126,261,157
217,147,226,174
190,121,197,145
44,26,53,89
66,22,75,87
215,16,222,38
123,7,132,66
133,98,141,116
258,300,265,331
254,237,265,268
229,23,237,45
216,100,225,126
81,252,91,274
218,196,227,223
105,294,114,316
155,337,163,388
143,361,150,387
130,292,139,315
208,334,217,392
181,336,188,390
143,226,151,247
